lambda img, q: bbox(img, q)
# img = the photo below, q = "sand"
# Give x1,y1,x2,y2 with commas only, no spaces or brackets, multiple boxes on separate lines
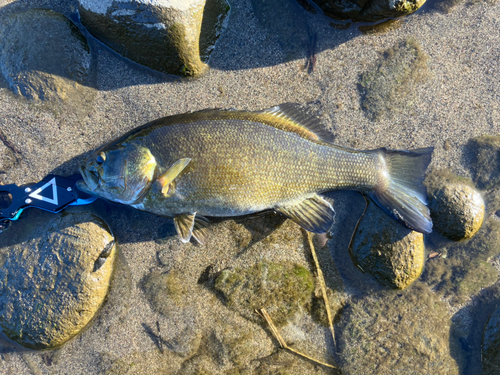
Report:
0,0,499,373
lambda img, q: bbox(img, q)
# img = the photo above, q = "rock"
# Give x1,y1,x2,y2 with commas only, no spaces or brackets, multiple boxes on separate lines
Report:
313,0,426,22
78,0,229,76
349,201,425,289
466,135,500,190
214,261,315,326
427,172,484,241
0,9,92,101
337,284,460,375
483,305,500,374
421,217,500,304
0,211,116,349
359,38,429,121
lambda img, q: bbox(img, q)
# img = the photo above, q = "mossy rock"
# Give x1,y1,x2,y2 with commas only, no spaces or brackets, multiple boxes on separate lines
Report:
78,0,229,76
359,38,429,121
214,261,315,326
349,202,425,289
337,284,459,375
426,170,484,241
0,9,92,100
466,135,500,190
0,211,116,349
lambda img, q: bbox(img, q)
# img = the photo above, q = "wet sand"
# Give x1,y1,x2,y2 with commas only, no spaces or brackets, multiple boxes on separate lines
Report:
0,0,499,373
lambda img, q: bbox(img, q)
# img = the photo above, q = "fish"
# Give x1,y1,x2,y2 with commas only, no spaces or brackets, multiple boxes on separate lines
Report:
78,103,433,244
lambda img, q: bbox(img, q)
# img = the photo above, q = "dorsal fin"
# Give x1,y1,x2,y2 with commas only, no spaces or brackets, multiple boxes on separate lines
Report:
256,103,335,143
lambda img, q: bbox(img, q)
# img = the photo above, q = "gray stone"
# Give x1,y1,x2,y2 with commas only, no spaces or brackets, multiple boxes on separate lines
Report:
315,0,426,22
349,201,425,289
78,0,229,76
0,9,92,101
0,211,116,349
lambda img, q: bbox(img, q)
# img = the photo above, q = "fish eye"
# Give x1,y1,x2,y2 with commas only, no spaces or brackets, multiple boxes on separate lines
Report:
96,152,106,164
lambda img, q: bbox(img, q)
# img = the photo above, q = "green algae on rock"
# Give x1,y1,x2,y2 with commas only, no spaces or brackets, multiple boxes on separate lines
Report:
0,9,92,101
337,284,460,375
214,261,315,327
466,135,500,190
482,305,500,374
349,201,425,289
359,38,430,121
426,170,484,241
78,0,229,76
0,211,116,349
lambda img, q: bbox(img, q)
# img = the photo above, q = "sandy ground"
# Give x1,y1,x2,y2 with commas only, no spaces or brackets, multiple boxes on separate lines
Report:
0,0,499,373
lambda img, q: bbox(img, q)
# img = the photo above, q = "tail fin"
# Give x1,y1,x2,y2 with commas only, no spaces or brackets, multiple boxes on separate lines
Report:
370,147,433,234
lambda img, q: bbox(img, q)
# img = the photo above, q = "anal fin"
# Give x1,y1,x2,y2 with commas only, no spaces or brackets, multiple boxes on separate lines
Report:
192,215,210,245
174,213,196,243
174,213,210,244
274,194,335,233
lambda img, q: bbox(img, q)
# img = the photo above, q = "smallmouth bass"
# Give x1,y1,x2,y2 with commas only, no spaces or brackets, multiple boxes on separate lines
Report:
78,104,433,244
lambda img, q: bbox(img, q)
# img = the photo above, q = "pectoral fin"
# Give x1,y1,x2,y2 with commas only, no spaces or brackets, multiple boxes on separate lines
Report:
274,195,335,233
174,213,210,244
157,158,191,197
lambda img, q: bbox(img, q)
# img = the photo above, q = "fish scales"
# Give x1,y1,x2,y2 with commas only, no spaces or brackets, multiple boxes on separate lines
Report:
79,105,433,243
127,116,378,216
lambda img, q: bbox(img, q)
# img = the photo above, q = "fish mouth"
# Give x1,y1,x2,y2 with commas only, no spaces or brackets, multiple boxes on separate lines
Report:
79,164,100,193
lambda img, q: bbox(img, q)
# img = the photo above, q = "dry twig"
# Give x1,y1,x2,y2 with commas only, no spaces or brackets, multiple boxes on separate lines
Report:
256,308,337,370
305,231,337,351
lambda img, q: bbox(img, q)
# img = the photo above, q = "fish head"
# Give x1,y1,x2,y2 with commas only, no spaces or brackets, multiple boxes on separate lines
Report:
78,143,157,204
